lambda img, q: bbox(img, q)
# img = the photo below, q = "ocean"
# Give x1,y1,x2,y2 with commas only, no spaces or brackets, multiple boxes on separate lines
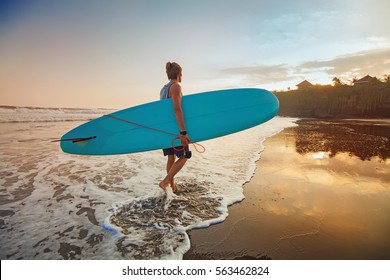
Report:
0,106,297,259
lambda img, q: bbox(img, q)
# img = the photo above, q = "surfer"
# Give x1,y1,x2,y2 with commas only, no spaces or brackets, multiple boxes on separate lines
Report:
159,62,189,192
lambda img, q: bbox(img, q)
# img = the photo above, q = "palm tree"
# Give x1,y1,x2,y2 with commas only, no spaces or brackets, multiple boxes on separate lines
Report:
332,77,342,86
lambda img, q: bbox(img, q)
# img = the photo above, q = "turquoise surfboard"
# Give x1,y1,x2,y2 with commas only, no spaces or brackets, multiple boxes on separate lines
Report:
60,88,279,155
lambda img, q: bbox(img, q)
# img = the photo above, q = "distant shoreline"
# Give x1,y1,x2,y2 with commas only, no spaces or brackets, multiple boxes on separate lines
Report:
2,104,389,121
277,114,390,120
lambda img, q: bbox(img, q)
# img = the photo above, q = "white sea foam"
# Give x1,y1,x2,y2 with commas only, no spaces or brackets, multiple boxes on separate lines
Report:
0,107,298,259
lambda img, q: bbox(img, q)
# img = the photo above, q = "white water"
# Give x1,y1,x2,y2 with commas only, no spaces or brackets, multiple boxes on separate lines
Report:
0,106,297,259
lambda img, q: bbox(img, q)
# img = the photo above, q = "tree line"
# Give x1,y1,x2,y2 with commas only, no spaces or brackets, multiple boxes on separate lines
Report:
274,75,390,118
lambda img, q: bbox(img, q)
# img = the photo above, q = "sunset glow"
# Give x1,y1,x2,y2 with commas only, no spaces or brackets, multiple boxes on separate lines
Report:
0,0,389,108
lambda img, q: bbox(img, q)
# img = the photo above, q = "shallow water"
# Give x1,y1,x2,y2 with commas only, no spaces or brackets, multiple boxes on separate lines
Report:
0,107,297,259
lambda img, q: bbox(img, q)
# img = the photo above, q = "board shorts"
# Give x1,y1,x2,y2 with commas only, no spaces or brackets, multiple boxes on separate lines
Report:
162,146,184,158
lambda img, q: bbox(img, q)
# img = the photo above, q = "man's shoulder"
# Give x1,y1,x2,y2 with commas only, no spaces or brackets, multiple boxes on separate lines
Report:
171,82,181,89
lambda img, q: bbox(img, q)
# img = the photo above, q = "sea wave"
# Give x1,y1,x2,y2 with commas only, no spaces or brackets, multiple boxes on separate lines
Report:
0,106,115,123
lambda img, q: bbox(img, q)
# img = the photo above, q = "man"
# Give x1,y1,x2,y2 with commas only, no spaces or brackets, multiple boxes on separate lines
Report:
159,62,189,192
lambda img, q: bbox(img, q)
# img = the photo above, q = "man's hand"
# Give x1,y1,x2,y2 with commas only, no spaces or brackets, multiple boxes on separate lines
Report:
180,135,189,148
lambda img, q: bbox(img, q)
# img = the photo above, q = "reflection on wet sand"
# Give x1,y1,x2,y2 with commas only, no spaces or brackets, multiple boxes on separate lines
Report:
185,119,390,260
294,120,390,161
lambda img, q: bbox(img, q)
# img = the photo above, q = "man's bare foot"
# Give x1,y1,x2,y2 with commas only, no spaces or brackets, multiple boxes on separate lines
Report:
169,179,177,192
170,183,178,193
159,181,168,192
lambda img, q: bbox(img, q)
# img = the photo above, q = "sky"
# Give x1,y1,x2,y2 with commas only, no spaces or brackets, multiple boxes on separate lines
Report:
0,0,389,109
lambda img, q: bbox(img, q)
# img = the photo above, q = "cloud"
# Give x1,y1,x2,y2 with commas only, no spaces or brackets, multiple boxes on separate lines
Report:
219,48,390,87
299,48,390,78
220,64,296,84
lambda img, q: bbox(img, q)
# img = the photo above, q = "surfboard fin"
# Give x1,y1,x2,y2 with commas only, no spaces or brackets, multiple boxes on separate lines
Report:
53,136,97,143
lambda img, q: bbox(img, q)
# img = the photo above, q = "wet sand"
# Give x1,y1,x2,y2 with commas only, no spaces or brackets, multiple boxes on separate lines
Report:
184,119,390,260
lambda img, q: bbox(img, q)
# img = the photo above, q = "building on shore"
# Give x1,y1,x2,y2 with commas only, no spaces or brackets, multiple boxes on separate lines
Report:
353,75,375,85
296,80,313,90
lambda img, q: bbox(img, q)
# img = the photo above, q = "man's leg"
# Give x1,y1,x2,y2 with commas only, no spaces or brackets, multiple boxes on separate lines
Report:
166,155,175,173
159,157,187,191
166,155,177,191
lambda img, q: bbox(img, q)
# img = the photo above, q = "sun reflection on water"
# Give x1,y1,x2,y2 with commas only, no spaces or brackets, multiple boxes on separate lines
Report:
309,151,329,159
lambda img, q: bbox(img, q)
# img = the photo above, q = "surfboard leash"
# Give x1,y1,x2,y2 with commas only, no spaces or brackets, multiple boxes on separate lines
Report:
103,114,206,157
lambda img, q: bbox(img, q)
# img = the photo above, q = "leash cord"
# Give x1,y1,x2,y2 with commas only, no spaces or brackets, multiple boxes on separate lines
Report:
103,114,205,154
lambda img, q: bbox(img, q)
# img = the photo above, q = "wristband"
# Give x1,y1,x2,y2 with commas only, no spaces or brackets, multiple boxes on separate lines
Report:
180,131,187,135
